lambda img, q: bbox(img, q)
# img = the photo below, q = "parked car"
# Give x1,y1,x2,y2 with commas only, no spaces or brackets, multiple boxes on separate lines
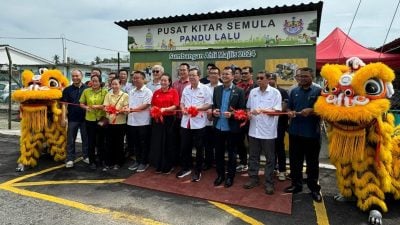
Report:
0,81,20,103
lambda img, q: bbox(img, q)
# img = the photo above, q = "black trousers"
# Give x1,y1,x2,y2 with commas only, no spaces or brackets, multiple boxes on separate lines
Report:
204,125,216,166
149,116,176,171
127,125,151,164
180,127,205,172
172,117,182,166
288,134,321,192
236,125,248,165
215,129,240,179
85,120,106,165
275,125,287,172
106,124,126,166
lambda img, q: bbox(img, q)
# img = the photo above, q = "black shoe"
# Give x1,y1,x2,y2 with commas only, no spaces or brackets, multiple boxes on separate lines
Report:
162,167,174,174
265,186,274,195
214,176,225,186
155,168,162,174
191,171,202,182
284,185,302,194
202,163,212,171
311,191,322,202
89,163,97,170
243,178,259,189
224,177,234,188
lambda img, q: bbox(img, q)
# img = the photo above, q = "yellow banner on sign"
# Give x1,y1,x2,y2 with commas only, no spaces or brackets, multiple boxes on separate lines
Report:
215,60,252,70
133,62,162,72
265,58,308,88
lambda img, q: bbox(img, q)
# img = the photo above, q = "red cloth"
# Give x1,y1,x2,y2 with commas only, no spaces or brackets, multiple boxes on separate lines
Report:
151,88,180,116
172,79,190,98
237,79,255,100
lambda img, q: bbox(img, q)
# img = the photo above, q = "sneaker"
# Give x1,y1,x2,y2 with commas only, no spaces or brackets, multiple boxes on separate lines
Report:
113,165,120,170
278,172,286,181
176,169,191,178
83,157,90,164
136,164,149,172
191,171,202,182
128,162,140,171
236,164,248,172
102,166,110,172
162,167,174,174
66,161,74,168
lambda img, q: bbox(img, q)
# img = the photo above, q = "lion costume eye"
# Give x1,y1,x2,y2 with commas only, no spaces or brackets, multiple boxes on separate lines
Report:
49,78,59,88
364,79,383,95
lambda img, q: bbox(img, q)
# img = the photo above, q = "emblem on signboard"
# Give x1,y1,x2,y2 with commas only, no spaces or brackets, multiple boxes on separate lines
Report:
145,28,154,49
283,17,304,35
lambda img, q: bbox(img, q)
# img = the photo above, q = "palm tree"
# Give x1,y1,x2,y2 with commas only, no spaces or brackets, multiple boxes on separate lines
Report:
53,55,60,64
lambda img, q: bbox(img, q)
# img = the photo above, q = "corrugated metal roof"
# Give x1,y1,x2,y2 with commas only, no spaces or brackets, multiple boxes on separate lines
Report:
376,38,400,54
115,1,323,36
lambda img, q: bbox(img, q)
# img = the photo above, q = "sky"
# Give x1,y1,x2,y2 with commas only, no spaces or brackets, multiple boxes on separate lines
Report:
1,0,399,64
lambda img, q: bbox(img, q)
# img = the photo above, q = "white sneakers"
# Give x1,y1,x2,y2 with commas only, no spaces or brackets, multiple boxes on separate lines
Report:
278,172,286,181
66,161,74,168
83,157,90,164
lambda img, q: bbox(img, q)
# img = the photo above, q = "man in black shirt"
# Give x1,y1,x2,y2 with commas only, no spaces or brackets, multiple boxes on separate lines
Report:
62,69,88,168
268,73,289,181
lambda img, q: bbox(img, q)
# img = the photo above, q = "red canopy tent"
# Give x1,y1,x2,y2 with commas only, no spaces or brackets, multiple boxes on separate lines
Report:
317,27,400,70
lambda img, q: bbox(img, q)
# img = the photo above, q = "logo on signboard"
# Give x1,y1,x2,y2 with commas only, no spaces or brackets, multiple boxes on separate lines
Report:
283,17,304,35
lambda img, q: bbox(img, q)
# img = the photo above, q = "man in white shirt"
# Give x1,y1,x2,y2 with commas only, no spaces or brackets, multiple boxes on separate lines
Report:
176,68,212,182
243,71,282,195
126,71,153,173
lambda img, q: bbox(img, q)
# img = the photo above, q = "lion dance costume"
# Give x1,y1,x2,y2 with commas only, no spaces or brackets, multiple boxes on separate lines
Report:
12,69,69,171
314,57,400,223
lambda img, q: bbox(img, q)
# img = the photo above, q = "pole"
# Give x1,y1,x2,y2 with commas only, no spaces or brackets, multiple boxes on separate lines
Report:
5,47,12,130
117,52,120,72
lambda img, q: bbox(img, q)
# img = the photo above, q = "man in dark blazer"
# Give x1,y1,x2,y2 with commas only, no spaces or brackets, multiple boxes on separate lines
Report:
212,66,245,188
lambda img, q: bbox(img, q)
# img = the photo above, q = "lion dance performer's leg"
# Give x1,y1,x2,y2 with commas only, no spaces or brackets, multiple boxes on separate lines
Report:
330,117,395,213
18,105,47,168
45,101,67,162
391,125,400,200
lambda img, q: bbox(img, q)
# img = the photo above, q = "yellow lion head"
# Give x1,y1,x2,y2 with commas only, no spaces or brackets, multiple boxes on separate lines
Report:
314,57,395,130
12,69,69,103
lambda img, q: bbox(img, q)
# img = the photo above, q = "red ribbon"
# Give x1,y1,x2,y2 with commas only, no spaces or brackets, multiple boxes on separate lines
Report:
230,107,248,127
262,111,291,116
150,106,164,123
187,106,199,117
104,105,120,124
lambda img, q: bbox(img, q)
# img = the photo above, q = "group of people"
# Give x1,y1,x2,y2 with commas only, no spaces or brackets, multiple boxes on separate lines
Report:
61,63,322,201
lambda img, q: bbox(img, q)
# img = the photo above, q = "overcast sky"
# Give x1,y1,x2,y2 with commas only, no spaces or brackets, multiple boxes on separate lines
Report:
1,0,399,64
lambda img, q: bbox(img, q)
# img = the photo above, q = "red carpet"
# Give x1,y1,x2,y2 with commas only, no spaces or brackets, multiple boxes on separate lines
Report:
123,168,292,214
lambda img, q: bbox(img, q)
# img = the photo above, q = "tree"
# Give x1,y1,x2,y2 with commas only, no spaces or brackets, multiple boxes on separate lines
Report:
94,56,101,64
307,19,318,33
53,55,60,64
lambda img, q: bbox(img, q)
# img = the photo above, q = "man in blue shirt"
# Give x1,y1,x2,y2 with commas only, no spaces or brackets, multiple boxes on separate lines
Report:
62,69,88,168
284,67,322,202
212,66,245,188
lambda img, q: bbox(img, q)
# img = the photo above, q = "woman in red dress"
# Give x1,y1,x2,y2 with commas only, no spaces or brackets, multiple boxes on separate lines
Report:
149,74,180,174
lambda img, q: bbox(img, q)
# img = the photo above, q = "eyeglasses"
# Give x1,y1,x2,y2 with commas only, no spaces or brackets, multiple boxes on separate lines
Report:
241,72,250,75
256,77,265,80
152,70,160,73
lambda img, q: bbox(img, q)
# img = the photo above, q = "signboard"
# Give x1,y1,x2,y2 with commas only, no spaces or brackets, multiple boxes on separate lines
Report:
168,49,256,61
128,11,317,51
